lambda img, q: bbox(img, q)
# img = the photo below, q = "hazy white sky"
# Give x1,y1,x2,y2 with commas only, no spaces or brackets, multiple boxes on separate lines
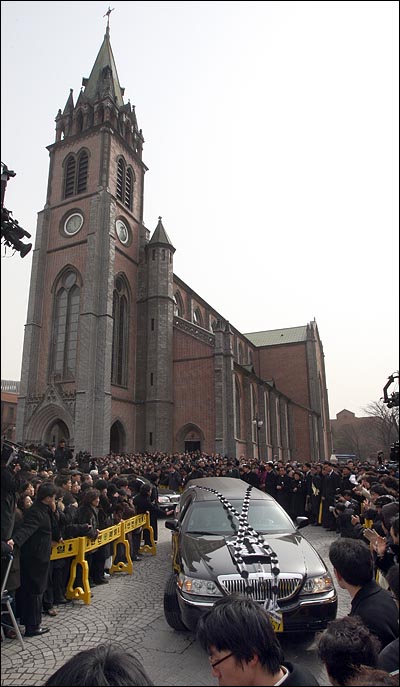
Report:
1,0,399,418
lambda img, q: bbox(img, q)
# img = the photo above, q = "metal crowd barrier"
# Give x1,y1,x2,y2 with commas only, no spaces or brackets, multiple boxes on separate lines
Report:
50,513,156,605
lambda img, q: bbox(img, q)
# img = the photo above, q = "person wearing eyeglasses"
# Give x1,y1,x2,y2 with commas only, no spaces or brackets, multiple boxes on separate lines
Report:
196,594,319,685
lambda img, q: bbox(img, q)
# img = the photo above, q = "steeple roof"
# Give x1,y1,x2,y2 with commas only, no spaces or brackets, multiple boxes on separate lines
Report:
63,89,74,114
149,217,175,250
81,26,124,107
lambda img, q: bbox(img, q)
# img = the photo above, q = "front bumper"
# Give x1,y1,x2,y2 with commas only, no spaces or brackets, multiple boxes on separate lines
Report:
177,588,337,633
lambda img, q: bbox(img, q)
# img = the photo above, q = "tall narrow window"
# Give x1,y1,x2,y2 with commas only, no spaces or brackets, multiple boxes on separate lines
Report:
116,158,125,201
125,167,133,209
63,150,89,199
50,270,80,380
193,307,202,326
234,377,242,439
64,156,76,198
173,291,184,317
77,151,88,194
111,276,129,386
116,157,134,210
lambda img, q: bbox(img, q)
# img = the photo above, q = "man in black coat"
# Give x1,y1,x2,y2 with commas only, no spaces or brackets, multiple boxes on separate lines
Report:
321,462,342,530
10,482,58,636
329,537,399,649
54,439,72,472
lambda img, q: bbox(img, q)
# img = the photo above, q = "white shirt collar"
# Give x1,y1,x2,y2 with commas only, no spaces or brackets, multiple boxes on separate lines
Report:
274,665,289,685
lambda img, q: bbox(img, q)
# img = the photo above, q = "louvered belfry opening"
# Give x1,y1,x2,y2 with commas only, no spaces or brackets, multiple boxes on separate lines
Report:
116,158,124,201
124,167,132,209
77,151,88,194
64,156,76,198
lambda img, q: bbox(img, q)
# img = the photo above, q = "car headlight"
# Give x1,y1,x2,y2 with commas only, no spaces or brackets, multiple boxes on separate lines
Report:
300,573,334,594
177,574,223,597
158,496,170,504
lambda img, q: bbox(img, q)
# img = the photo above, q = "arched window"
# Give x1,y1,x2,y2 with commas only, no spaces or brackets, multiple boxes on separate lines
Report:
64,155,76,198
275,397,281,446
116,158,125,202
234,377,242,439
251,386,257,442
264,391,271,445
116,157,134,210
50,270,80,380
111,276,129,386
77,151,88,194
193,307,202,326
173,291,184,317
125,168,133,210
63,150,89,199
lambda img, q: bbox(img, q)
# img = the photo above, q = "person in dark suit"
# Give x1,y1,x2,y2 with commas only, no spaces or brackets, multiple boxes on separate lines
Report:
264,462,277,497
329,538,399,649
289,471,307,520
133,483,173,547
275,466,291,513
10,481,58,636
54,439,72,472
321,462,342,530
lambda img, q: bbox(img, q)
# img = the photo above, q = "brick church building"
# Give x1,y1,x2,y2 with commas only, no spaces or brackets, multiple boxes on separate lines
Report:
16,26,332,462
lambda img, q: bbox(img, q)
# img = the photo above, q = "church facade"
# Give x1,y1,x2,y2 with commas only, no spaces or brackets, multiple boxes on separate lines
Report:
16,27,332,462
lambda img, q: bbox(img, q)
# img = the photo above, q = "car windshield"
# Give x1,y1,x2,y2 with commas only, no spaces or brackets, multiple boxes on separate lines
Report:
183,500,295,535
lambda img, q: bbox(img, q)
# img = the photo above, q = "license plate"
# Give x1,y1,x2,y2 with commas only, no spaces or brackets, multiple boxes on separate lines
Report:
269,612,284,633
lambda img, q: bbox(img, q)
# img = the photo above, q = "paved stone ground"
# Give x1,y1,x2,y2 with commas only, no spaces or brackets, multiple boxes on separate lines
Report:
1,523,349,686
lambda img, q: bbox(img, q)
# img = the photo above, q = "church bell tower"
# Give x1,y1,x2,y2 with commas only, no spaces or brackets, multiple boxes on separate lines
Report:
17,21,149,455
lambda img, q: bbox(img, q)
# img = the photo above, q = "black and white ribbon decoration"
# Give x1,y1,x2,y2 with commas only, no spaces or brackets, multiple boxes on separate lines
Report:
193,484,281,615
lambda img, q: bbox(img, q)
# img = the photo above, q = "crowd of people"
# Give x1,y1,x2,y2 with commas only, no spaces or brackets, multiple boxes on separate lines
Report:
1,439,399,684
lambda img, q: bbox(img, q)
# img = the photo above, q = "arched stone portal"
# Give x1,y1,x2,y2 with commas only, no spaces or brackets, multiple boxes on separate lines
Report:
45,420,70,447
176,423,204,454
110,420,126,454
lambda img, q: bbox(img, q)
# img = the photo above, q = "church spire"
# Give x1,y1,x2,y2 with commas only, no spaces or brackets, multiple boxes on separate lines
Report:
81,16,124,107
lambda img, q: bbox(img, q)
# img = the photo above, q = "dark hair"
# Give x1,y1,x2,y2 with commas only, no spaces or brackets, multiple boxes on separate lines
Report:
346,665,398,686
95,479,109,491
369,484,387,496
81,488,100,506
139,483,151,497
386,563,399,601
44,643,153,686
196,594,284,674
36,481,57,501
381,502,399,530
317,616,379,685
329,538,373,586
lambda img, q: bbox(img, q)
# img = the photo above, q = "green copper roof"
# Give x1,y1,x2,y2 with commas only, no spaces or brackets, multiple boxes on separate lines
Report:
82,27,124,107
244,326,308,347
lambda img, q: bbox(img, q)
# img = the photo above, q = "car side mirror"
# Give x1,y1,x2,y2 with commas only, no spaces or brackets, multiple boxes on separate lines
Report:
296,516,309,530
165,518,179,531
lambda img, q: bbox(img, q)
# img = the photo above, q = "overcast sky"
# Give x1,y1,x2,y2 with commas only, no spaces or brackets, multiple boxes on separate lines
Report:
1,1,399,419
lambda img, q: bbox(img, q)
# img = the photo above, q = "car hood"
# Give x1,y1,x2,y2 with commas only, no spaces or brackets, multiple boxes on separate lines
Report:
180,531,327,578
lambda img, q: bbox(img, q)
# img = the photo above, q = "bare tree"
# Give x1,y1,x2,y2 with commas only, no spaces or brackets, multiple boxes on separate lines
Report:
362,400,399,456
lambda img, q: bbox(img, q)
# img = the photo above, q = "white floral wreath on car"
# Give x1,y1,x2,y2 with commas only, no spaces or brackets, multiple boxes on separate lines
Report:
193,484,281,621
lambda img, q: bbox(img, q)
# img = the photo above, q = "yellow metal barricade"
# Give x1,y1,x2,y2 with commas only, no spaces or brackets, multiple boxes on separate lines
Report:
50,513,155,605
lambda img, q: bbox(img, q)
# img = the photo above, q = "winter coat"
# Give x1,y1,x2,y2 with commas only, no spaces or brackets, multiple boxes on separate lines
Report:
12,500,54,595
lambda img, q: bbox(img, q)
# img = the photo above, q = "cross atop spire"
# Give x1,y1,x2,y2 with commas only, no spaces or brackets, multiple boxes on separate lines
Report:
103,6,115,36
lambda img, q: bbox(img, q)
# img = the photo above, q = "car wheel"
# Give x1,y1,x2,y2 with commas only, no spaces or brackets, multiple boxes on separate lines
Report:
164,573,188,631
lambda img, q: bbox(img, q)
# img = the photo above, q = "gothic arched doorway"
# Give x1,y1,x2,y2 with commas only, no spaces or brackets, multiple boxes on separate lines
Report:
176,423,204,454
110,420,126,454
45,420,70,448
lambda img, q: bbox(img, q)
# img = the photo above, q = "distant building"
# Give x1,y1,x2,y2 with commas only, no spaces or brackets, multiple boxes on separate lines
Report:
16,25,332,461
331,409,384,462
1,380,20,443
